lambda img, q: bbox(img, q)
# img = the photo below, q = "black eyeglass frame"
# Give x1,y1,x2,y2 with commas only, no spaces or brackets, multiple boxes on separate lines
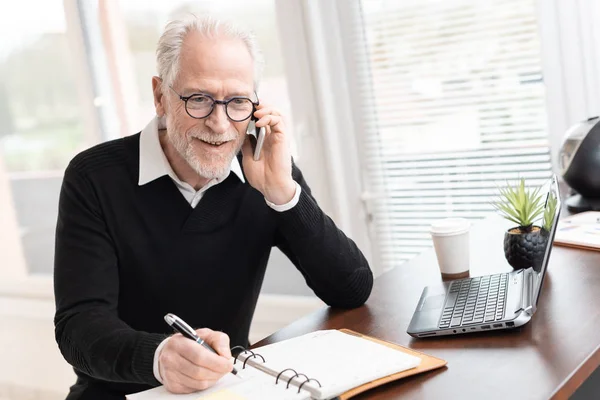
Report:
169,85,259,122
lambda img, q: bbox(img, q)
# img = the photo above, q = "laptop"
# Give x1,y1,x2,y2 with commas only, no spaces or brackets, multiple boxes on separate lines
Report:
407,175,561,338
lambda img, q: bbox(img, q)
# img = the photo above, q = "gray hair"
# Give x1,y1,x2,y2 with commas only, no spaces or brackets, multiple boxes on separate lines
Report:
156,14,264,91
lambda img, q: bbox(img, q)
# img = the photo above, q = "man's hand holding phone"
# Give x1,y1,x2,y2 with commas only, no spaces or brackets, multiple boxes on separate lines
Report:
242,103,296,206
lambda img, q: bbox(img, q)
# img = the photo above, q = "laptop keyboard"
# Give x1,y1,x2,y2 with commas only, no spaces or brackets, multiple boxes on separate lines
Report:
439,273,509,329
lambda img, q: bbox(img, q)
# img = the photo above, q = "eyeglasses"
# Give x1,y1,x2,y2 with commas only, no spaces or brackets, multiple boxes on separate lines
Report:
169,86,258,122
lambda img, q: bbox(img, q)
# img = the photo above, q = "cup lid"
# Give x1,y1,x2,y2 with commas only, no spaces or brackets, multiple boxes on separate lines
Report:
430,218,471,236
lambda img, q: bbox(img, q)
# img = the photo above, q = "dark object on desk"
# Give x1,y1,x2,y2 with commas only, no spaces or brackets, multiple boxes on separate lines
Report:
492,177,556,270
503,227,549,270
407,175,561,338
560,116,600,212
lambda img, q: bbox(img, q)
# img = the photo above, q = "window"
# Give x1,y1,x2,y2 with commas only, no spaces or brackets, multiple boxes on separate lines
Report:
0,0,91,276
0,2,88,173
355,0,553,271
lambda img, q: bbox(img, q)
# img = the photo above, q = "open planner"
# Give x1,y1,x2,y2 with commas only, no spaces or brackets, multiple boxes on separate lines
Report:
554,211,600,251
128,329,447,400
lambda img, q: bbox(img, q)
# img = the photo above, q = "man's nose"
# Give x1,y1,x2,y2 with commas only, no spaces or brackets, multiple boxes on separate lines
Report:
205,104,231,134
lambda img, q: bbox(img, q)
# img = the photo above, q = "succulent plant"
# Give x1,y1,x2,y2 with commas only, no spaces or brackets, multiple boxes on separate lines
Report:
492,178,545,233
542,192,558,231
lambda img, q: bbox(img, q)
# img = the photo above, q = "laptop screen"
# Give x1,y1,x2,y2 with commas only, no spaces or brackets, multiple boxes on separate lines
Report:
532,175,561,308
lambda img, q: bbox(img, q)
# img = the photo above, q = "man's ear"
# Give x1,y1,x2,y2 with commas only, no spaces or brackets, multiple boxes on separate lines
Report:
152,76,166,117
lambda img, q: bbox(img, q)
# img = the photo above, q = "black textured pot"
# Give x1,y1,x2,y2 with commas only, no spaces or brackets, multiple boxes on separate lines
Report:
503,227,549,271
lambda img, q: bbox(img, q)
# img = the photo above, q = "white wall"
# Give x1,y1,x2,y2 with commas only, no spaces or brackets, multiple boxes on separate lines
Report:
0,281,73,399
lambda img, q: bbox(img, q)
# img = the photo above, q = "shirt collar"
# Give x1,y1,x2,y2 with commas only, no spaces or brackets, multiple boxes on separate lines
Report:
138,116,245,186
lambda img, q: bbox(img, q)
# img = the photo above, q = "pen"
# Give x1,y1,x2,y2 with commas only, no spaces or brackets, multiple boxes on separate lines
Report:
164,313,238,375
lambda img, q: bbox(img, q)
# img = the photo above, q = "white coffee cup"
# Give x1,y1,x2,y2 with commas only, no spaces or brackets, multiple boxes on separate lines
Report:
430,218,471,279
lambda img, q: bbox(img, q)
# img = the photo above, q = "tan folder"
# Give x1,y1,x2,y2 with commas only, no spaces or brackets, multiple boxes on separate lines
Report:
337,329,447,399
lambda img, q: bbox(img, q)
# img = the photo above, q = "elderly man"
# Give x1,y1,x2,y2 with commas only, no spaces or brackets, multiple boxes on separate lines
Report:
54,14,372,399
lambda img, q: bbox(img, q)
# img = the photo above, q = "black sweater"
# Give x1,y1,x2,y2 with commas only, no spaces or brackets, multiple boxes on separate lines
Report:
53,133,373,399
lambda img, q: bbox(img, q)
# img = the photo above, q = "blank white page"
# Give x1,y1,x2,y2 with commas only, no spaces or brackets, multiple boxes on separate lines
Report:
127,361,310,400
253,330,421,399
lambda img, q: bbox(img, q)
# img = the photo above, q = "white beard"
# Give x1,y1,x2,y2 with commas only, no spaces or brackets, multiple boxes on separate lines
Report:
165,114,244,180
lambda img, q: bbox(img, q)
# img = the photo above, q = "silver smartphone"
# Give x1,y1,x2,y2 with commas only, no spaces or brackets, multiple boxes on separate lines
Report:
246,118,266,161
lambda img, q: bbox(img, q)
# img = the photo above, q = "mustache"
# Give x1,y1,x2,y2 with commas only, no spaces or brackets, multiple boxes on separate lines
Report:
187,128,238,143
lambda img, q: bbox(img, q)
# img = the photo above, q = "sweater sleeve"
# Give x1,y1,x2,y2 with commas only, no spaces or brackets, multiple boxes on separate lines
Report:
273,163,373,308
53,164,167,385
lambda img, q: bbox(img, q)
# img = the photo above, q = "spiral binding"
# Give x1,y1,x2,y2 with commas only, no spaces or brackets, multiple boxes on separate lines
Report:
275,368,322,394
231,346,322,394
231,346,265,369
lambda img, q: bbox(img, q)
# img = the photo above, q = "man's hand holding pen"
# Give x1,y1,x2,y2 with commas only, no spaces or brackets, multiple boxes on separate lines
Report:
158,326,235,393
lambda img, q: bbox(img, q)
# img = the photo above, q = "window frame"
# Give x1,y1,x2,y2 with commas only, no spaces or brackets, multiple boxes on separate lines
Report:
276,0,600,276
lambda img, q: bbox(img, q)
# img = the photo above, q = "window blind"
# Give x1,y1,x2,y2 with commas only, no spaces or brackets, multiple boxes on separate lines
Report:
354,0,552,270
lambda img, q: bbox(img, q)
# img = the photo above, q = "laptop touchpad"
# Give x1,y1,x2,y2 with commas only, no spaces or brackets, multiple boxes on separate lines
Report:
420,294,446,311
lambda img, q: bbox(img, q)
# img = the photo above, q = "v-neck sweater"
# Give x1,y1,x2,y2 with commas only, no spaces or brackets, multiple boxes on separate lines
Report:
53,133,373,399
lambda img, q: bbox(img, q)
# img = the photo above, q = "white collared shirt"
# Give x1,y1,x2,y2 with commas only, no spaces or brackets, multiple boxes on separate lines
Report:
138,116,301,383
138,116,300,210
